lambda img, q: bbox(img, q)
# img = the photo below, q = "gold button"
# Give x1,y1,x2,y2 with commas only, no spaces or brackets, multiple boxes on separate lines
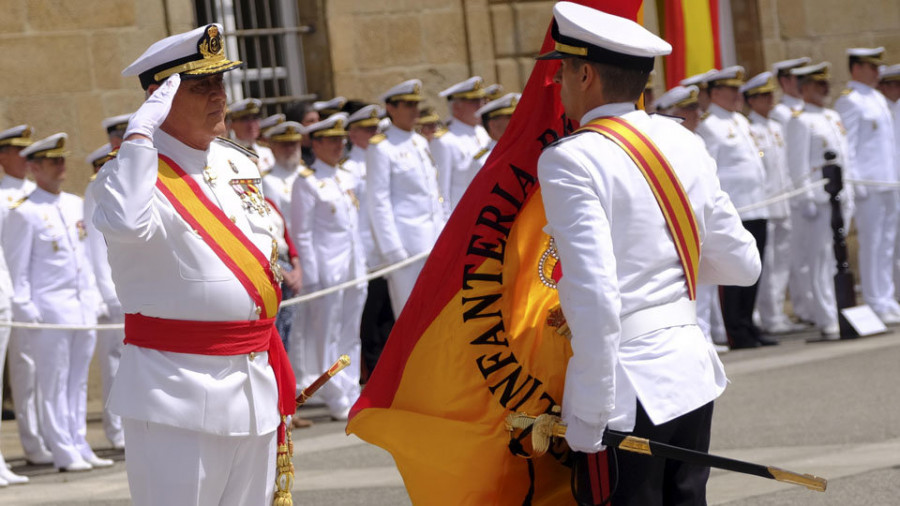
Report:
255,306,262,315
229,215,236,223
249,352,256,360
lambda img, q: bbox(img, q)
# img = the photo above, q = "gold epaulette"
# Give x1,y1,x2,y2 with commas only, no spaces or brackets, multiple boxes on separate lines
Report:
434,128,448,139
260,168,272,177
792,109,803,118
215,136,259,159
369,133,386,145
300,167,314,178
840,88,853,96
473,147,490,160
89,173,97,182
337,157,350,171
9,195,28,210
700,112,711,121
108,148,119,158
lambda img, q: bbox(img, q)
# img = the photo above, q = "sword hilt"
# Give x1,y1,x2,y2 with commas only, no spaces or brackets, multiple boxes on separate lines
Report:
296,354,351,407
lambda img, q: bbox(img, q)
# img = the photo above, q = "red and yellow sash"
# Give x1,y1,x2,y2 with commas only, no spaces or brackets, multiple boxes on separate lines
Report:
575,116,700,300
155,155,282,316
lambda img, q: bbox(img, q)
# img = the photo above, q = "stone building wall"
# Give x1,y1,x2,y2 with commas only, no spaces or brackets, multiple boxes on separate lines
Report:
0,0,193,193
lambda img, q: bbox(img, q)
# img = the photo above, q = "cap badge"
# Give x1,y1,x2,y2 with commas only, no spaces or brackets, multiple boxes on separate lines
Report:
199,25,224,59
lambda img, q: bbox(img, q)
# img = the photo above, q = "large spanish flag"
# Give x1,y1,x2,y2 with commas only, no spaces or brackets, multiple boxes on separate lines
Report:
347,1,643,504
659,0,721,88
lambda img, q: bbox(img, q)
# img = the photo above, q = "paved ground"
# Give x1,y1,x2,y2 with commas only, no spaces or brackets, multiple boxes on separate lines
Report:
1,326,898,505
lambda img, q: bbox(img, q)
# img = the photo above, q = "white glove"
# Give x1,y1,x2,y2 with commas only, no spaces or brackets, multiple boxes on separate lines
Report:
12,303,42,324
563,414,608,453
125,74,181,141
802,201,818,220
854,183,868,201
97,302,110,320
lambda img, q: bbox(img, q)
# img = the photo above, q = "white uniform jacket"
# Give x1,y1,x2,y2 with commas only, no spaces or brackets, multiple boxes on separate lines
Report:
0,176,36,302
3,189,99,325
770,95,804,126
342,144,381,270
697,104,769,221
748,111,792,219
261,161,302,231
430,120,491,211
290,158,366,291
538,103,761,430
835,81,898,190
366,126,446,265
83,180,120,312
785,104,854,204
252,142,275,174
92,131,281,437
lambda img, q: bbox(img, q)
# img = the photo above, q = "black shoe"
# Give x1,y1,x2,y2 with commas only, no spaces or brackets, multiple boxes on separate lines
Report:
729,340,760,349
757,337,779,346
1,408,14,421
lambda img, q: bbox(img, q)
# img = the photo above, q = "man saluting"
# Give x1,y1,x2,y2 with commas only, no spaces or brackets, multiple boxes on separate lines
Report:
92,25,294,505
535,3,760,504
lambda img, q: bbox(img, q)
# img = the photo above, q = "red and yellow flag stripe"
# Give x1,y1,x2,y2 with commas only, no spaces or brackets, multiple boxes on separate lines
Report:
156,155,281,318
661,0,721,89
575,117,699,300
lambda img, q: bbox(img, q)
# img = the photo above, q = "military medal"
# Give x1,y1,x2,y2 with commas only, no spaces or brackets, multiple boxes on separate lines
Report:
270,239,284,283
52,240,59,252
76,220,87,240
203,166,218,186
230,178,269,216
229,160,240,173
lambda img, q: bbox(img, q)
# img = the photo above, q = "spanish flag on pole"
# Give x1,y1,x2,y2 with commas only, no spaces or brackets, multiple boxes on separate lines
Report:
347,1,643,504
659,0,722,88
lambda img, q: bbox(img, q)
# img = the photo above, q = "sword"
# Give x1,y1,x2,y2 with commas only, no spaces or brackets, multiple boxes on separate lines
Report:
505,412,827,492
295,354,351,407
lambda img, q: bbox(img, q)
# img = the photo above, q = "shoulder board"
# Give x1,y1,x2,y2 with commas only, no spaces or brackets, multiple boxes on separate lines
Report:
300,167,314,178
700,111,711,121
108,148,119,158
215,136,259,159
9,195,28,210
840,88,853,96
433,128,448,139
89,173,97,182
337,157,349,169
473,147,490,160
792,109,803,118
369,133,386,145
260,168,272,177
541,130,589,151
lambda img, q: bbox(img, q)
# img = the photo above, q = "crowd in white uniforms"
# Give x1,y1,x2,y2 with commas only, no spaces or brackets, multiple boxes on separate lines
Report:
653,49,900,348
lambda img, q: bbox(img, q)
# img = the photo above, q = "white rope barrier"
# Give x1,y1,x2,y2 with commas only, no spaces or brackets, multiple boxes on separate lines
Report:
0,250,430,331
735,180,828,214
4,175,898,331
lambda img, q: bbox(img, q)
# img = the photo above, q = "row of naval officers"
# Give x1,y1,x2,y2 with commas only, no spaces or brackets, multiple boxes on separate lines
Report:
0,75,519,480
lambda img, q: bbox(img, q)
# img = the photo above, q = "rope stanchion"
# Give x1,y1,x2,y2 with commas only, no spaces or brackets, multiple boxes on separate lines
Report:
844,178,900,189
0,250,431,330
735,180,827,214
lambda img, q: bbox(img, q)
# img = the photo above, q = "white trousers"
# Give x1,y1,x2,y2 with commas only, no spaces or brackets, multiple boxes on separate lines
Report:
123,418,276,506
855,191,900,314
97,312,125,446
387,256,426,319
801,205,839,329
0,303,13,466
295,280,365,416
756,217,793,329
32,328,97,467
788,205,814,322
7,325,48,459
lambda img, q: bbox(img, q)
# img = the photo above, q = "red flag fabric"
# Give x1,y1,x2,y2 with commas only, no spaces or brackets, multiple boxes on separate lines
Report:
660,0,722,89
347,2,643,504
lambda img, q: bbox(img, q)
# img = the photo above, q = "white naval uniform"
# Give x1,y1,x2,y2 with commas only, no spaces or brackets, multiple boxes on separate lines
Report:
83,178,125,448
468,139,497,181
343,144,381,270
261,161,302,230
696,104,769,222
835,81,900,316
251,141,275,173
890,98,900,294
771,94,815,322
749,111,794,331
290,158,366,417
785,104,854,332
366,126,446,318
92,131,281,504
0,175,48,461
538,103,760,431
3,188,101,468
430,119,491,211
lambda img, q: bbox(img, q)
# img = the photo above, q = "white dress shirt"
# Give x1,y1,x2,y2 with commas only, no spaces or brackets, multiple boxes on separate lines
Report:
538,102,760,430
697,103,769,220
92,131,281,436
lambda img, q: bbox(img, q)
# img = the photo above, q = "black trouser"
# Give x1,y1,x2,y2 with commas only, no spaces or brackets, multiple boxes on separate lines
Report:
721,219,767,348
359,277,394,381
573,400,715,506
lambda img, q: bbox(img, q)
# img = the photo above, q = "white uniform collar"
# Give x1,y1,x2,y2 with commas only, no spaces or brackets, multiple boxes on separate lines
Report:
448,119,479,136
30,186,61,203
311,158,337,176
803,102,824,113
387,125,413,140
155,128,210,169
0,174,29,188
707,103,734,118
848,80,874,93
349,144,366,161
580,102,638,124
269,161,300,178
781,94,803,109
748,110,768,124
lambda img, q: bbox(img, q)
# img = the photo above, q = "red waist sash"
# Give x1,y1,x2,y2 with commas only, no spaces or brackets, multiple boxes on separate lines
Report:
124,313,296,427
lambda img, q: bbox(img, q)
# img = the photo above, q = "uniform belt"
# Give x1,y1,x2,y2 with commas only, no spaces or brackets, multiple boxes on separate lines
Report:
619,299,698,343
